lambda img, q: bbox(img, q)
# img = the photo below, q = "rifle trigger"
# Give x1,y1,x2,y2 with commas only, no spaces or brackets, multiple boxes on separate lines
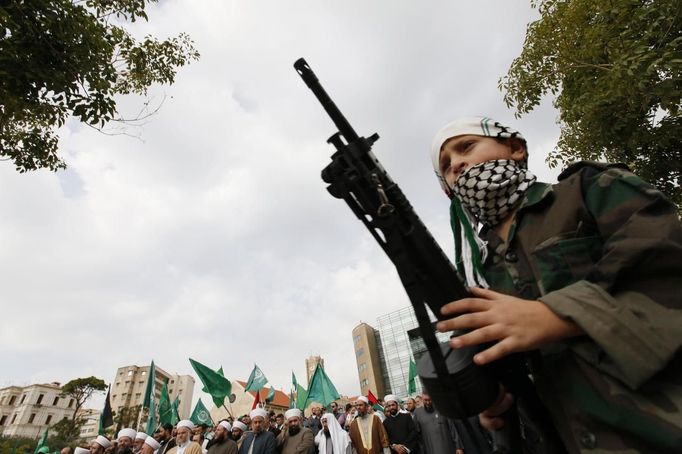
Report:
371,173,395,217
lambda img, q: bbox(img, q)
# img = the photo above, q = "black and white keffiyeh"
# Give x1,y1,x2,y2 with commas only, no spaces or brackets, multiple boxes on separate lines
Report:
449,159,536,287
453,159,537,227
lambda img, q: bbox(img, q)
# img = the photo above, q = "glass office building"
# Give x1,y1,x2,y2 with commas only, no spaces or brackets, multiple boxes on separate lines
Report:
375,306,451,400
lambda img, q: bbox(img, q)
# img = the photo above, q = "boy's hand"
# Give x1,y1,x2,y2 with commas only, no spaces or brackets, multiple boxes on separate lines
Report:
436,287,583,365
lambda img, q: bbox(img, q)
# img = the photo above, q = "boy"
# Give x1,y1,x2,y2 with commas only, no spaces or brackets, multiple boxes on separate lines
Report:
431,117,682,453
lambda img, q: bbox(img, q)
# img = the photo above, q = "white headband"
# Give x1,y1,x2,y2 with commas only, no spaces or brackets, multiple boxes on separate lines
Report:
430,116,526,196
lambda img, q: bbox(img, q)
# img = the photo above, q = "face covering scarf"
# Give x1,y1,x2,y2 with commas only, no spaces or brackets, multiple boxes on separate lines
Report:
450,159,536,288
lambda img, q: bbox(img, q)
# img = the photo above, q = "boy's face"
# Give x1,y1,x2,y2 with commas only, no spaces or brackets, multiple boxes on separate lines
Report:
439,135,526,190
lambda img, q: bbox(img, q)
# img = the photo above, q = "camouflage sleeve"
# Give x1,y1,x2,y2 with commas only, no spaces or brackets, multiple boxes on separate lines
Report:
539,166,682,389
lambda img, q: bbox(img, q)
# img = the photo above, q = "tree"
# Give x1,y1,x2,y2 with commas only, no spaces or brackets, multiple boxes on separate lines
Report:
60,376,107,420
48,417,83,449
500,0,681,208
113,404,142,431
0,0,200,172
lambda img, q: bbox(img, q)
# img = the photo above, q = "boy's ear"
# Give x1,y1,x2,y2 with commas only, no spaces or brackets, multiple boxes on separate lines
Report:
509,137,527,161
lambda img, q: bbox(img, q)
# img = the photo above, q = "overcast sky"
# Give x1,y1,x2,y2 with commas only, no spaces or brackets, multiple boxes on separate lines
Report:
0,0,562,411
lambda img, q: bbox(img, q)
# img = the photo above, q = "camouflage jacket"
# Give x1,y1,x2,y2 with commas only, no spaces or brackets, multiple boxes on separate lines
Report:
480,162,682,453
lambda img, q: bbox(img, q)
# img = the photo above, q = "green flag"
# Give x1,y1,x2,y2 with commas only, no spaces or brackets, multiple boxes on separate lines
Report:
189,358,232,408
292,371,298,390
142,360,156,409
158,381,172,425
408,359,417,395
265,386,275,403
34,428,48,454
190,398,213,426
295,384,307,411
244,364,268,392
171,396,181,425
304,364,340,408
145,390,157,434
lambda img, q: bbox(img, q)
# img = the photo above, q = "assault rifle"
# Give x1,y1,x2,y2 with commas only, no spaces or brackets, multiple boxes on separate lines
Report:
294,58,522,453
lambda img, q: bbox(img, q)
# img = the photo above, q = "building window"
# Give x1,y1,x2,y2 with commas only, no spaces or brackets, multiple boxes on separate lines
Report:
36,394,44,405
135,393,141,399
170,380,175,384
360,379,369,387
52,396,59,406
353,334,361,344
45,415,53,425
0,415,7,425
356,348,364,357
20,395,26,404
68,399,74,408
9,396,16,405
0,397,4,405
11,414,17,424
112,394,117,400
358,363,367,371
28,413,36,424
127,371,133,376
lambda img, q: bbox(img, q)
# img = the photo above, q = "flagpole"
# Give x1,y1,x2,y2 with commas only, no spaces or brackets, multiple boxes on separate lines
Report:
221,403,234,419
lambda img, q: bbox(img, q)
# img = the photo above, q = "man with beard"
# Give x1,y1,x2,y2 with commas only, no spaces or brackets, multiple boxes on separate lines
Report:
382,395,419,454
167,420,203,454
207,420,238,454
231,421,247,450
140,436,161,454
412,393,463,454
349,397,390,454
276,409,313,454
134,432,147,453
315,412,352,454
89,435,112,454
155,423,175,454
238,408,276,454
116,428,138,454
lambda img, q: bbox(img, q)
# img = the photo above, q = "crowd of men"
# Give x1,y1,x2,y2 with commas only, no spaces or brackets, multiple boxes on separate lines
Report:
65,392,492,454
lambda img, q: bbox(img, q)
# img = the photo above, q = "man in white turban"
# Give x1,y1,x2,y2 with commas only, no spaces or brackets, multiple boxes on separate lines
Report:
382,395,419,454
134,432,148,453
315,412,352,454
349,397,390,454
231,421,247,450
74,448,90,454
166,420,202,454
117,428,138,453
276,408,313,454
140,436,161,454
90,435,111,454
237,409,276,454
206,420,237,454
